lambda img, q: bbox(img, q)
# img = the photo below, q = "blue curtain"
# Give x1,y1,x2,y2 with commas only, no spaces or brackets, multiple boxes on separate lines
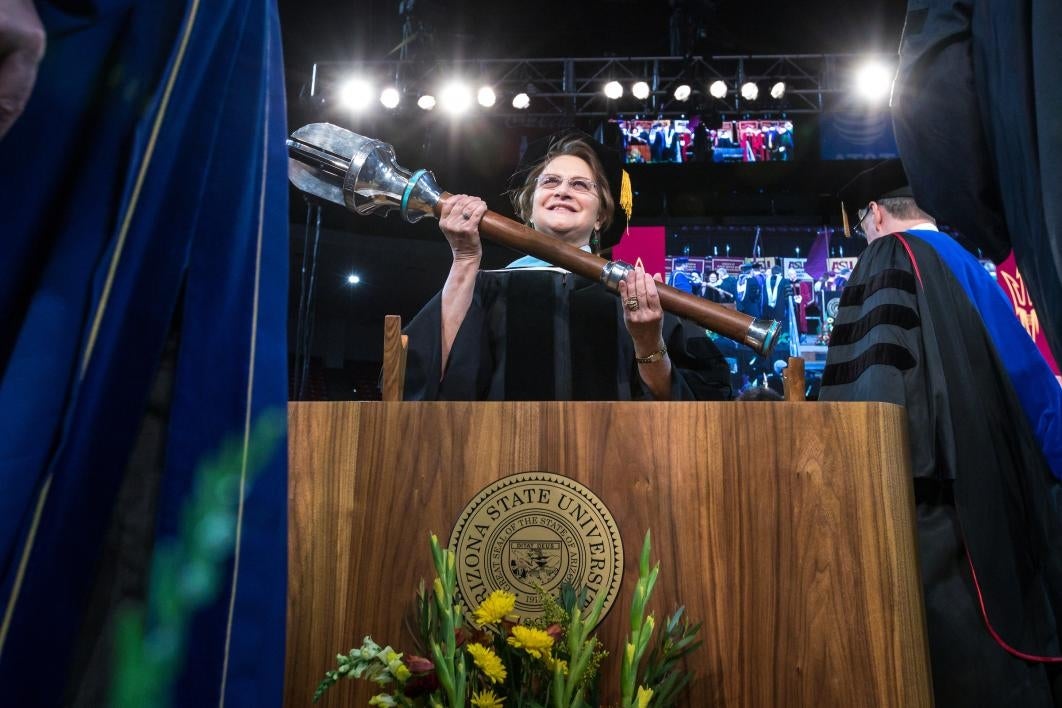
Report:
0,1,288,705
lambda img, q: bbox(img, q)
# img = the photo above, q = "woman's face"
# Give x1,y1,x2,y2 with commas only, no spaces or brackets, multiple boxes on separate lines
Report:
530,154,603,247
708,272,719,284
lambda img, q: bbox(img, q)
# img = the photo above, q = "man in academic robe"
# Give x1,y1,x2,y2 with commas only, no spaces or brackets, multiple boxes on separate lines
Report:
717,267,739,301
786,267,812,334
669,257,697,294
764,265,790,323
821,159,1062,707
737,263,765,318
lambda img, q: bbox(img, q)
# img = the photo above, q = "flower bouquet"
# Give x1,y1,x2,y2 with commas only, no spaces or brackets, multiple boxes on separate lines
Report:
314,531,701,707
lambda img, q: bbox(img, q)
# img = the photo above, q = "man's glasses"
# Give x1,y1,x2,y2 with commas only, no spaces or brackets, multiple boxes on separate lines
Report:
852,205,872,239
536,174,598,195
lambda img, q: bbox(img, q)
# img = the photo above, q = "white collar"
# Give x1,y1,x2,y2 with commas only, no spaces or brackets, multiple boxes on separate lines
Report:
909,222,938,232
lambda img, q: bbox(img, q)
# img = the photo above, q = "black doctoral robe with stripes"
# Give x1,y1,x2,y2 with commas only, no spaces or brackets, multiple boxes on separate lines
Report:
819,232,1062,707
403,269,732,401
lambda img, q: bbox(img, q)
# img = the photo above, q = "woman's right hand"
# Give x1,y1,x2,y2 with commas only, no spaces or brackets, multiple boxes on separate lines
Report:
439,194,488,263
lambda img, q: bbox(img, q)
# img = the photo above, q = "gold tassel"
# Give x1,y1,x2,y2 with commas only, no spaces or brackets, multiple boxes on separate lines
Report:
620,170,633,221
841,202,851,238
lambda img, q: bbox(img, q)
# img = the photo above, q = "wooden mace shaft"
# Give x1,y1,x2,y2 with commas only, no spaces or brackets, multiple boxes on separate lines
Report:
434,192,768,348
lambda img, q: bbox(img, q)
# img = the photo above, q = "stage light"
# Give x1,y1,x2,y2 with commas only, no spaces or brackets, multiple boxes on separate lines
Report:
855,61,893,101
740,82,759,101
477,86,496,107
338,78,373,111
631,81,650,100
770,81,786,99
439,81,473,114
379,87,400,109
512,92,530,109
346,274,361,286
709,80,728,99
603,81,623,99
673,84,691,101
417,94,436,110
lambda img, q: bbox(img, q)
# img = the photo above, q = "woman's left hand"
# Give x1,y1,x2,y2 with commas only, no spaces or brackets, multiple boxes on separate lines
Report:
618,265,665,353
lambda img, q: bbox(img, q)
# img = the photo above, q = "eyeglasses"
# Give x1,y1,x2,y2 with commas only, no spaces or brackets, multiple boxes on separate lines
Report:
536,174,598,195
852,204,872,239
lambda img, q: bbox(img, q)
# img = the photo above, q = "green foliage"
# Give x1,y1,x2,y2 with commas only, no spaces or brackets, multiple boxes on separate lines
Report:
109,409,285,708
315,530,702,707
641,608,703,706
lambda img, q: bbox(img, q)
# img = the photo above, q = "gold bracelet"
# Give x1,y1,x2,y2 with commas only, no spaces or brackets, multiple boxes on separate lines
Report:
634,344,667,364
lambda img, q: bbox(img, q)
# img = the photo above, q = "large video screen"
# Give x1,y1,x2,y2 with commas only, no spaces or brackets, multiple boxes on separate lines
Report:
612,117,796,164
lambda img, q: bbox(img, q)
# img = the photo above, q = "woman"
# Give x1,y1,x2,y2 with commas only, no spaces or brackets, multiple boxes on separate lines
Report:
702,270,734,304
403,134,731,401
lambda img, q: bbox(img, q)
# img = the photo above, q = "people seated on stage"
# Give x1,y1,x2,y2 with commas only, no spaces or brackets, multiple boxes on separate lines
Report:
402,132,732,401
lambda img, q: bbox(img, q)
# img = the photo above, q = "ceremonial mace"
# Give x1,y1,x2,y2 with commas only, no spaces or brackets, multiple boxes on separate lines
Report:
286,123,781,355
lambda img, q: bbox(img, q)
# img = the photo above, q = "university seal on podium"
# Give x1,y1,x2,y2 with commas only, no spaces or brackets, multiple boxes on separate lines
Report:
449,472,623,620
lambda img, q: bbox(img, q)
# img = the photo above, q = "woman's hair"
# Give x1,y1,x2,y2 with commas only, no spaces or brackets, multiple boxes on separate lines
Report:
509,136,615,237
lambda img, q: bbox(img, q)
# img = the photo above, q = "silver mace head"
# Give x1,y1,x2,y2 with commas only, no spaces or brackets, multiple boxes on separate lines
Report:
286,123,443,223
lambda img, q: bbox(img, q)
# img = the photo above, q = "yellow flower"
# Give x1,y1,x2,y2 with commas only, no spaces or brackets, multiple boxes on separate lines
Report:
471,689,506,708
506,625,554,661
466,643,507,684
636,685,654,708
544,655,568,675
473,590,516,626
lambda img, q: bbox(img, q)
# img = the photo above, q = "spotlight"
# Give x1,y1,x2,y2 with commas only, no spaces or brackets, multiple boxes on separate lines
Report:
631,81,650,100
770,81,786,99
417,94,436,110
512,92,530,109
709,80,728,99
673,84,691,102
439,81,472,114
603,81,623,99
338,78,373,111
477,86,496,108
379,86,400,109
740,82,759,101
855,61,893,102
346,274,361,286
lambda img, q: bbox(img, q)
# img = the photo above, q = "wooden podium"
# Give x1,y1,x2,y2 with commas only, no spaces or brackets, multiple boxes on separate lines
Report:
286,401,932,706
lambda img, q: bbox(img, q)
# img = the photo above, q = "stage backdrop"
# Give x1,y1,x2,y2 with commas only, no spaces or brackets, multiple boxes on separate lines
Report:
613,226,665,281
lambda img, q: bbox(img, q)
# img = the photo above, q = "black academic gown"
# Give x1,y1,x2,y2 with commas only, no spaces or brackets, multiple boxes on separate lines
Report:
404,269,732,401
819,232,1062,707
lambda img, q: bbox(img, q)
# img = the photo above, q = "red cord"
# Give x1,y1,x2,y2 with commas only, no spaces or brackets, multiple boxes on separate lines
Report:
893,232,924,290
966,553,1062,663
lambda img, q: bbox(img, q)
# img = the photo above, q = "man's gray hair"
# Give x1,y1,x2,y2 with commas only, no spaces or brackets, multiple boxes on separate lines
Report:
876,197,935,223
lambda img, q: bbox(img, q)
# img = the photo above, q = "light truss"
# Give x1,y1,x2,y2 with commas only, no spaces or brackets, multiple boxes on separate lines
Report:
304,53,889,118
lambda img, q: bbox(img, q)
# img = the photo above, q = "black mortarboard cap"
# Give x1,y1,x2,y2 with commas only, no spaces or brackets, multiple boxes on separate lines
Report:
838,158,914,237
508,130,633,253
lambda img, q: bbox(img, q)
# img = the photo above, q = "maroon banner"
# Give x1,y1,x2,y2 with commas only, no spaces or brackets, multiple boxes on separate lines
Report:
613,226,666,281
995,252,1060,377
